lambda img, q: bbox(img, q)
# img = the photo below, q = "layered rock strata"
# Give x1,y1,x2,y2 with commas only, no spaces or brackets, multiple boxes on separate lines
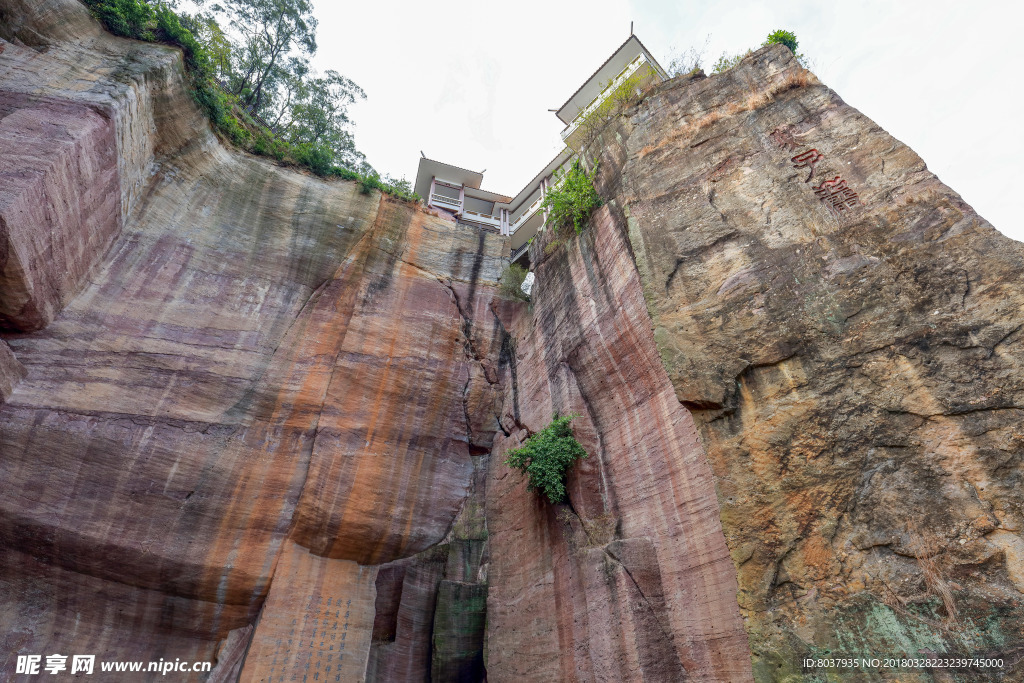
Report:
0,1,506,678
485,206,751,682
0,96,120,331
594,45,1024,677
2,0,1023,680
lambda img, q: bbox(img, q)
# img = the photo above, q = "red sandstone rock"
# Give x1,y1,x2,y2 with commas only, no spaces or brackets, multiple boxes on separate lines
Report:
597,44,1024,678
3,2,1021,680
0,1,508,674
0,338,24,401
485,206,752,681
0,100,121,331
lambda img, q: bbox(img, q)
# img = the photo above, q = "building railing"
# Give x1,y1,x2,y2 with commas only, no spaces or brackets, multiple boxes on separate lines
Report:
462,209,501,228
510,242,530,262
560,53,649,142
510,195,544,233
430,193,462,210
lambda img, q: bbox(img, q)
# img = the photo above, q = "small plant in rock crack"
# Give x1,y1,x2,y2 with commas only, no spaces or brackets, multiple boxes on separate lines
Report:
499,263,530,301
539,159,602,235
504,414,587,504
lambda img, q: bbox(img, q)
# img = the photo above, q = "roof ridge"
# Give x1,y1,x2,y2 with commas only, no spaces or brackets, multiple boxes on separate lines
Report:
555,34,667,122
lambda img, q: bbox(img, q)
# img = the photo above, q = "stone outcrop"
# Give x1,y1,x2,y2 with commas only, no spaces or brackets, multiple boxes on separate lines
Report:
484,206,751,681
0,1,505,677
0,96,121,331
2,1,1023,681
592,45,1024,677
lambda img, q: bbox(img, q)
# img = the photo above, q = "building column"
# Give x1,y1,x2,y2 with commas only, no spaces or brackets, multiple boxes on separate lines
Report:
457,184,465,215
427,176,435,209
540,177,549,228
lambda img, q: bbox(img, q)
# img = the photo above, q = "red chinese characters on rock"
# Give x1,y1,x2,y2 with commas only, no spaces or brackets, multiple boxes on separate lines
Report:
791,149,824,183
812,176,860,213
790,148,860,214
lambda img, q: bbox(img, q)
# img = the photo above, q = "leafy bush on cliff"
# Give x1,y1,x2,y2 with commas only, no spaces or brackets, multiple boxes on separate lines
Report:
86,0,153,40
540,159,602,235
499,263,530,301
712,29,807,73
764,29,799,55
504,415,587,505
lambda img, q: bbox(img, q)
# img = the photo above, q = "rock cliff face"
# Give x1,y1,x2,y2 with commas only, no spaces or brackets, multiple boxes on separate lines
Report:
1,2,1023,681
1,1,504,678
591,45,1024,678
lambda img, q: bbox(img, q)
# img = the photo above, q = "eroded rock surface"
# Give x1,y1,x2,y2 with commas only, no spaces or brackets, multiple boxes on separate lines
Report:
596,44,1024,678
2,1,1022,680
0,1,505,676
485,206,751,681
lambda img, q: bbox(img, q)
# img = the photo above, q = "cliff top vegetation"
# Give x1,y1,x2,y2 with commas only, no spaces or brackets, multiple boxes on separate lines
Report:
79,0,417,200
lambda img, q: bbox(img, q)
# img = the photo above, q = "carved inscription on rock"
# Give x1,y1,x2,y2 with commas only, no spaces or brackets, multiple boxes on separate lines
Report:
789,147,861,215
239,542,377,683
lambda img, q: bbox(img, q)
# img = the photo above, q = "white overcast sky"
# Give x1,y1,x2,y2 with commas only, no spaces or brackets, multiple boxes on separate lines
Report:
303,0,1022,240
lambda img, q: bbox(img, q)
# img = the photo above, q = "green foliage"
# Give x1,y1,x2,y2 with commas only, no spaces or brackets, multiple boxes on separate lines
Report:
253,132,287,160
499,263,529,302
504,414,587,504
216,0,317,113
572,72,647,152
540,159,602,235
345,170,418,201
763,29,798,54
330,166,361,181
83,0,154,39
291,141,333,176
359,171,379,195
79,0,417,200
711,49,752,73
713,29,806,74
154,5,211,75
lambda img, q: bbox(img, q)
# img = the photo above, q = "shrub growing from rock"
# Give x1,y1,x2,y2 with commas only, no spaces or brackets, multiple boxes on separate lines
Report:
499,263,530,301
504,414,587,504
540,159,602,235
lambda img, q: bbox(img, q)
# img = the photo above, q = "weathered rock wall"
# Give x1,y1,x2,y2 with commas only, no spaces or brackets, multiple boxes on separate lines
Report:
3,1,1023,680
0,1,507,677
594,44,1024,678
0,98,120,331
484,206,751,681
0,0,209,331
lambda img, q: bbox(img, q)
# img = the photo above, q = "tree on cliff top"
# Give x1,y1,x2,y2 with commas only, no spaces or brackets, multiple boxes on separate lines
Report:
208,0,369,172
213,0,316,113
81,0,412,194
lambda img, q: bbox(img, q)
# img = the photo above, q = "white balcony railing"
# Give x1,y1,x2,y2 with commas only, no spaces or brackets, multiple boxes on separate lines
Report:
430,193,462,211
560,53,649,142
461,209,501,228
510,195,544,233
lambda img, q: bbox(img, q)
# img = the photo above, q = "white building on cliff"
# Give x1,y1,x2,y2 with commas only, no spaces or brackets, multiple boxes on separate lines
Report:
413,35,668,266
